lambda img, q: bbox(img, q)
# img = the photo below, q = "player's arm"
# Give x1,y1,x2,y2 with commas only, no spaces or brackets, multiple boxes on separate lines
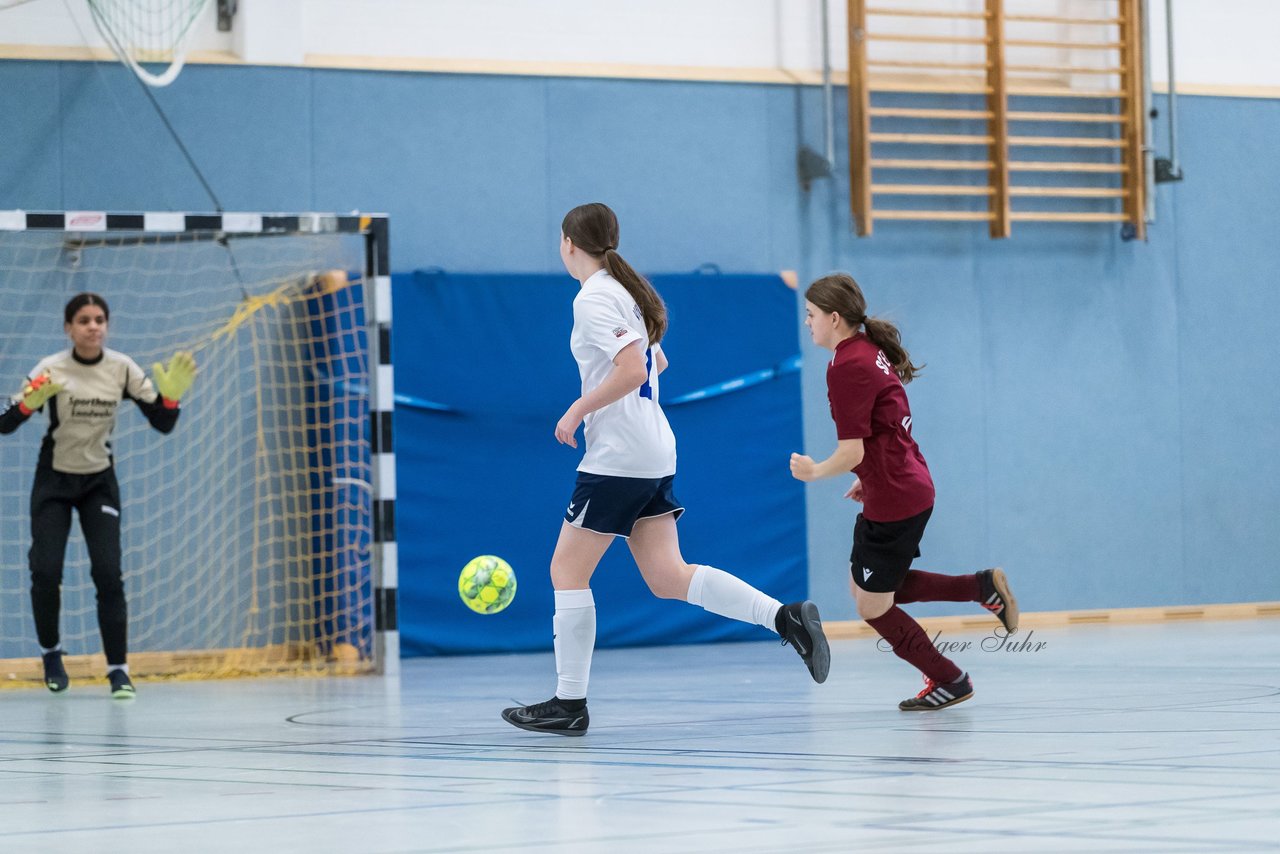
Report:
0,373,63,434
554,341,649,448
131,394,180,433
789,438,865,482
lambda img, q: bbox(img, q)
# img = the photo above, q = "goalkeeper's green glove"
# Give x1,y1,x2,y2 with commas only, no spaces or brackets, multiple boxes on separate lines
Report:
152,351,197,407
19,373,63,415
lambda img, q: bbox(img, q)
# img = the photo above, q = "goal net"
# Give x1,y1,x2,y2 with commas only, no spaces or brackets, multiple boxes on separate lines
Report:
0,212,391,685
87,0,212,87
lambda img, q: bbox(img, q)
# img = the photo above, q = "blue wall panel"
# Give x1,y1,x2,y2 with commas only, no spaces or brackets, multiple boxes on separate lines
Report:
543,79,779,272
312,70,553,271
49,63,314,211
0,62,62,205
1171,96,1280,598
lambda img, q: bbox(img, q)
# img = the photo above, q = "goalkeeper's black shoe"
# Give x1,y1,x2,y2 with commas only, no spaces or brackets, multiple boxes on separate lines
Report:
501,697,588,736
108,669,136,700
42,651,69,693
775,600,831,684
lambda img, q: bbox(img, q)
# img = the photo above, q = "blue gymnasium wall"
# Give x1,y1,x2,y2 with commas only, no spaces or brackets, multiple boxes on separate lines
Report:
2,59,1278,643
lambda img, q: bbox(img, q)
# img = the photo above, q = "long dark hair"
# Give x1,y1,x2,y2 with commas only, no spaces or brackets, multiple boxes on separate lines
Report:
805,273,923,383
561,203,667,345
64,292,110,324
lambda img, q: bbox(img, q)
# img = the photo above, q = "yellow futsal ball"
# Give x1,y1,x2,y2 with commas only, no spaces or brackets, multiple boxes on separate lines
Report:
458,555,517,614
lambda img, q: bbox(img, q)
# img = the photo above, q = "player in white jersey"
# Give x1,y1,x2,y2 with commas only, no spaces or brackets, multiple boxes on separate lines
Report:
502,203,830,736
0,293,196,699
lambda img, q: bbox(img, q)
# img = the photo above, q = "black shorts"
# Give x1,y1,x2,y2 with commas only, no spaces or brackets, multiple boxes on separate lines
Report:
850,505,933,593
564,472,684,538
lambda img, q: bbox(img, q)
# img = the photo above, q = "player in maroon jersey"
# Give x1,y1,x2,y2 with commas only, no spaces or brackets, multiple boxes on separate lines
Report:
789,273,1018,710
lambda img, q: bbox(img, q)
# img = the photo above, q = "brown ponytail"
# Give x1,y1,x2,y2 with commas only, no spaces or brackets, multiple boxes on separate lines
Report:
805,273,923,383
562,203,667,345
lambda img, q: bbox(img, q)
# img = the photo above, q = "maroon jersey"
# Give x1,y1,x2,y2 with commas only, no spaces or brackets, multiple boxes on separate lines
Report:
827,334,934,522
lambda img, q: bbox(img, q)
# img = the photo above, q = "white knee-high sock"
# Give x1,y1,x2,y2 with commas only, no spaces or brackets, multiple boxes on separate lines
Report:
553,588,596,701
685,565,782,632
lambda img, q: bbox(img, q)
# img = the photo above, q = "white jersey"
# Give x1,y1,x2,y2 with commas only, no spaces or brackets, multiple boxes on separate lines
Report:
570,270,676,478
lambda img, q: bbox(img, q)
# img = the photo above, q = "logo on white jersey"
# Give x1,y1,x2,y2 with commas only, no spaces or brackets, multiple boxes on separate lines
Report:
612,326,628,338
875,351,893,376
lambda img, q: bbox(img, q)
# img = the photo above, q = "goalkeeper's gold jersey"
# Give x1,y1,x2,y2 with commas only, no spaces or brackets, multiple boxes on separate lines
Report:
9,348,173,475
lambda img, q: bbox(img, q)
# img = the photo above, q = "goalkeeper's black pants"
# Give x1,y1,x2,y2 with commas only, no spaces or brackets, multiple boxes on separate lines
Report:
29,466,128,666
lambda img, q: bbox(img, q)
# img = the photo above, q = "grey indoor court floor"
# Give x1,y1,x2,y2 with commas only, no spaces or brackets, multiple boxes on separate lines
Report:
1,618,1278,853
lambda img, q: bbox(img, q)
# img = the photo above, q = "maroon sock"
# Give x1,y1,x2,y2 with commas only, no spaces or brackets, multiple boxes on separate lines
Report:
894,570,981,604
866,606,963,684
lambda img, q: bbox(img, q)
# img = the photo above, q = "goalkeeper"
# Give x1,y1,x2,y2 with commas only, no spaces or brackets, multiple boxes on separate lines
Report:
0,293,196,699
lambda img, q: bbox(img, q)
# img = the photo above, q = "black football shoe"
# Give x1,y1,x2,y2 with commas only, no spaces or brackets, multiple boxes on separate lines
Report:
42,650,69,693
502,697,588,736
775,600,831,684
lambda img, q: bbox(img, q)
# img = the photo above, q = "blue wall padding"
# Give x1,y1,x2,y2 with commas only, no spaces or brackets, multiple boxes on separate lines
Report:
394,271,805,655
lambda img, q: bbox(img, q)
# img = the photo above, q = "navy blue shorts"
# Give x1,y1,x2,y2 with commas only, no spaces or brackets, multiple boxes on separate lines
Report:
564,473,684,538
